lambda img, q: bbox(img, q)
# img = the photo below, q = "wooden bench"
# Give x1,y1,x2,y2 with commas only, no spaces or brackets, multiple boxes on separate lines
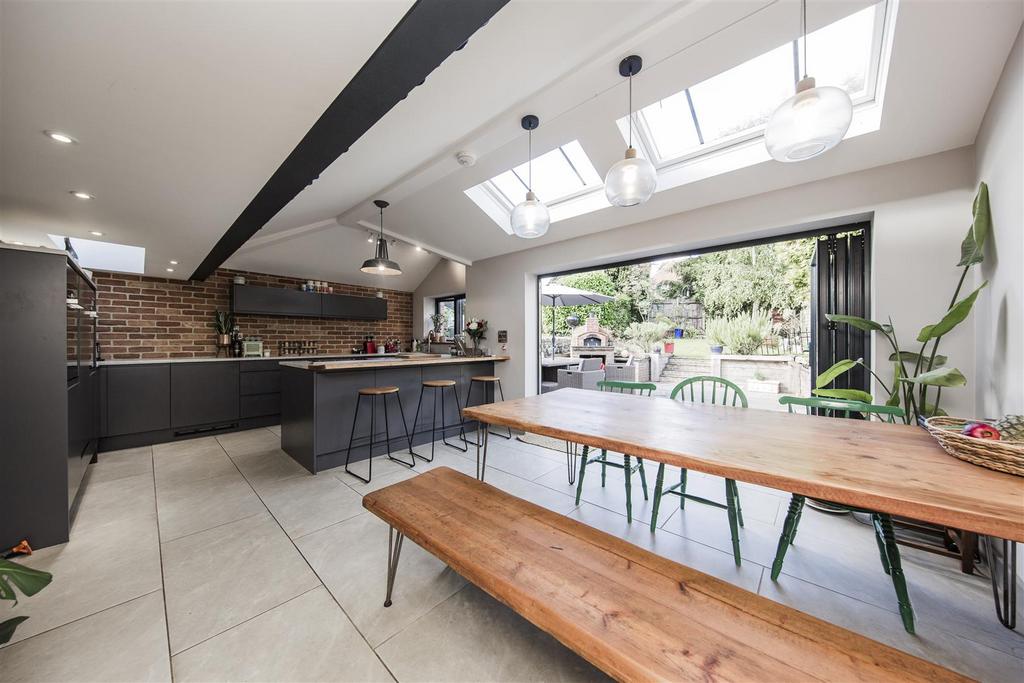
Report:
362,467,969,682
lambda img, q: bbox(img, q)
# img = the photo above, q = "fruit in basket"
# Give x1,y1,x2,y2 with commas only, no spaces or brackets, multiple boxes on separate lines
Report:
995,414,1024,441
962,422,1001,440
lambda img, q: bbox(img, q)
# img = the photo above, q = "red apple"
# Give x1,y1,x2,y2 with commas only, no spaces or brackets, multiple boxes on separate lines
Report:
962,422,1002,440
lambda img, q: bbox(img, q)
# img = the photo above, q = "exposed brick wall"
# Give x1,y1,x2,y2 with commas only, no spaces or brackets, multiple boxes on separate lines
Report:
94,268,412,359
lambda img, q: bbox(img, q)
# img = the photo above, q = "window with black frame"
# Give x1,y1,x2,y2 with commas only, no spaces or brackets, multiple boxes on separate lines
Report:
435,295,465,341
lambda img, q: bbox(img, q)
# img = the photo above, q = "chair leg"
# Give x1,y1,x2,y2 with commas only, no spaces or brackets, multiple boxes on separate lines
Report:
600,449,607,488
731,480,744,528
384,394,414,469
624,454,633,523
771,494,805,580
873,513,915,634
725,479,742,566
679,468,687,509
650,463,666,532
344,394,370,484
574,444,589,505
443,386,468,452
638,458,648,500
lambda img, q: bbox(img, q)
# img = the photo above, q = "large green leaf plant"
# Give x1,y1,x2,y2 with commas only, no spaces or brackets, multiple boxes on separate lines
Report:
814,183,991,424
0,557,53,645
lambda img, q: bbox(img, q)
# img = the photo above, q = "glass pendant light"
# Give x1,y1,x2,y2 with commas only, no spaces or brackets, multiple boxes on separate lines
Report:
360,200,402,275
765,0,853,162
509,115,550,239
605,55,657,207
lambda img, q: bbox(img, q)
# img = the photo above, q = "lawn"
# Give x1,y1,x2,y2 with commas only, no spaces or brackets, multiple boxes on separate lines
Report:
669,337,711,357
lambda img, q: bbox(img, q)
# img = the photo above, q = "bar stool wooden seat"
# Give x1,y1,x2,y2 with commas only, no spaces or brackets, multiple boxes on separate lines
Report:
465,375,512,442
411,378,468,462
344,385,414,484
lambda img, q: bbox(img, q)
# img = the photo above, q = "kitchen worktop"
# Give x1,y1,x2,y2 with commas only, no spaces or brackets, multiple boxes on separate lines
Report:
98,353,406,366
281,354,509,371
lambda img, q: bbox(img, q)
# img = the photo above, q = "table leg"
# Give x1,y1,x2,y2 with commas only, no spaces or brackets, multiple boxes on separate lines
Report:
985,536,1017,630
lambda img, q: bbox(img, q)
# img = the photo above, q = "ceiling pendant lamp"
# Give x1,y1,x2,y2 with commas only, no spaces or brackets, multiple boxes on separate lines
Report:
509,115,550,239
360,200,402,275
765,0,853,162
605,55,657,207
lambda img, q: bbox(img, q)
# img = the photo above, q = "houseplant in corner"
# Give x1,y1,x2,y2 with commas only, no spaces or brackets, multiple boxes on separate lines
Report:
1,551,53,645
814,183,991,424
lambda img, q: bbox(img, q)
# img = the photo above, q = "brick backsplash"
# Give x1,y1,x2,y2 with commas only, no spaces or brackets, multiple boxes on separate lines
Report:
93,268,412,359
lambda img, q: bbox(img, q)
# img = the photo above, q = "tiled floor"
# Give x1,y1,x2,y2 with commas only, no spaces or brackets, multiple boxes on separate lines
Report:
2,426,1021,682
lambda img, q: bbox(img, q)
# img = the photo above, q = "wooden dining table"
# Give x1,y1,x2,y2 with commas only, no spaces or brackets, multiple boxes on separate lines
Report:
461,388,1024,543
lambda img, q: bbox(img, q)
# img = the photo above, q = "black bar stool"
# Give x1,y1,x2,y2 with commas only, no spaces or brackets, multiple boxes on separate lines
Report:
344,385,415,484
464,375,512,442
411,379,468,462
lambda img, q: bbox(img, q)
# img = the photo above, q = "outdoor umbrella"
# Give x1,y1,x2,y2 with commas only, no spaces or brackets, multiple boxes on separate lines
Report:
540,283,613,358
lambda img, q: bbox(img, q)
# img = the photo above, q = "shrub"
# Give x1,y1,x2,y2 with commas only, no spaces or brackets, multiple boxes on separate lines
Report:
621,319,673,354
705,310,771,355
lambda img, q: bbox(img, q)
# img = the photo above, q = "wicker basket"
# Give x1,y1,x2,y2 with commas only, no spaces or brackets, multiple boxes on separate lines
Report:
924,416,1024,476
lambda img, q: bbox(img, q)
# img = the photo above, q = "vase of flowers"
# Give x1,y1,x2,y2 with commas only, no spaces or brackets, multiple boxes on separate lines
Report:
465,318,487,356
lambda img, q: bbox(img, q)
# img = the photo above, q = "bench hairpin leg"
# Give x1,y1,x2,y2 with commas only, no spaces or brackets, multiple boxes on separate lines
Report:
384,525,405,608
480,427,489,481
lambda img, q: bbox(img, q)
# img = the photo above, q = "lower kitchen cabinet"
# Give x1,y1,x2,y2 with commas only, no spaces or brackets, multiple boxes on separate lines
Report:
105,364,171,436
171,362,239,428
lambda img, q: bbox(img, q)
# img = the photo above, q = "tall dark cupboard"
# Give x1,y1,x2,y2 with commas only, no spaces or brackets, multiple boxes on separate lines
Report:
0,245,98,550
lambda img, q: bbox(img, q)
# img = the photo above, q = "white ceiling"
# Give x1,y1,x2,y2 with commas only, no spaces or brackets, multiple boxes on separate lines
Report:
2,0,1021,291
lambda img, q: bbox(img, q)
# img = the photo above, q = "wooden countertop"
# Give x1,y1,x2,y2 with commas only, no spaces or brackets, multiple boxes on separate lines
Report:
282,354,509,372
463,388,1024,541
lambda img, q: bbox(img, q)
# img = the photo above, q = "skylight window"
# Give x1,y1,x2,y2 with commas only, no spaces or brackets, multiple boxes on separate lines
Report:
627,1,886,167
464,140,604,234
48,234,146,274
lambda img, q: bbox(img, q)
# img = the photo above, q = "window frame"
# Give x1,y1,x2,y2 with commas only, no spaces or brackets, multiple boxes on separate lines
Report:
435,294,466,341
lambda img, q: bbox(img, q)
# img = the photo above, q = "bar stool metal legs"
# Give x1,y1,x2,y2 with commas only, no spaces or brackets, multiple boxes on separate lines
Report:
344,388,415,484
411,382,469,463
464,377,513,445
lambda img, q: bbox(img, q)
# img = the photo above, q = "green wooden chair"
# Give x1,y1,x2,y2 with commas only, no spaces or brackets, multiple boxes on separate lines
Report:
772,395,915,633
572,380,656,522
650,376,748,566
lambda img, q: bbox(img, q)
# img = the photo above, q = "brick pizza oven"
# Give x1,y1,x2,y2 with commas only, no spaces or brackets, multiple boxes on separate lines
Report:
570,314,615,366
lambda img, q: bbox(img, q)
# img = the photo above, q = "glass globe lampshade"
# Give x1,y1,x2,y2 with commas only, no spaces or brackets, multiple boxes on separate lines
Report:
604,147,657,207
510,191,550,239
765,77,853,162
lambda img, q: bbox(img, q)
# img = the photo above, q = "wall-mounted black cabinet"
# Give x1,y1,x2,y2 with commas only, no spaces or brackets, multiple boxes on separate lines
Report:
231,284,386,320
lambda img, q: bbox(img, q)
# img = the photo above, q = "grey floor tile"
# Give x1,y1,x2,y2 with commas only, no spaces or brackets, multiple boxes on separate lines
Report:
156,471,265,541
376,585,609,682
3,513,162,645
87,446,153,484
332,452,417,488
0,591,170,682
259,472,365,539
216,428,280,456
153,444,238,487
480,467,579,514
342,466,419,495
172,587,392,682
152,435,222,460
473,441,564,481
161,510,320,654
266,424,282,436
297,512,466,648
231,447,309,491
72,470,156,532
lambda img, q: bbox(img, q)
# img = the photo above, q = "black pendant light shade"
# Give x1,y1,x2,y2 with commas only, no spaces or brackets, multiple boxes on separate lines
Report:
361,199,402,275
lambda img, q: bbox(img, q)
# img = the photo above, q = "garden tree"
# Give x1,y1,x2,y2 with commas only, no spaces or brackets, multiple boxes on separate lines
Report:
542,270,637,336
607,265,655,322
670,238,815,318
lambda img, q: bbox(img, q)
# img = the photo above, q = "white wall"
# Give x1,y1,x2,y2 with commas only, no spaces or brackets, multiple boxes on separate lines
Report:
411,259,466,337
467,146,978,417
974,26,1024,420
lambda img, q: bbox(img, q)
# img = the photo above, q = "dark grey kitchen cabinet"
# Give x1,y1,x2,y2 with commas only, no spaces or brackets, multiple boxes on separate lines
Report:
321,292,387,320
106,364,171,436
171,362,239,428
231,284,321,317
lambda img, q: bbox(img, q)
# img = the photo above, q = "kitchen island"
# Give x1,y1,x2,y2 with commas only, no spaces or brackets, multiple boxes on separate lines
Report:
279,354,508,474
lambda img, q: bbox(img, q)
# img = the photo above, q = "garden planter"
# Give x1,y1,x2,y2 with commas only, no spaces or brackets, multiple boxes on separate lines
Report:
710,345,724,354
674,328,683,338
663,342,675,354
747,379,781,393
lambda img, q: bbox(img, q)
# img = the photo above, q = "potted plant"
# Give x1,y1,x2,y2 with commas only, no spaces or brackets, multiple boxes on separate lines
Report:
464,317,487,356
212,311,232,348
429,312,446,342
705,318,726,354
1,547,53,645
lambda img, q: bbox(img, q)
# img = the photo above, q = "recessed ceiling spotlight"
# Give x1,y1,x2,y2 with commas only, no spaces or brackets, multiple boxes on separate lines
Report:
166,268,174,272
13,241,25,246
45,130,76,144
70,191,94,200
89,230,103,236
169,260,178,265
455,151,476,167
415,245,424,252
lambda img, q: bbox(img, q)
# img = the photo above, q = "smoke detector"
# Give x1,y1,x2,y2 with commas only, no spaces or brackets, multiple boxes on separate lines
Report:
455,151,476,167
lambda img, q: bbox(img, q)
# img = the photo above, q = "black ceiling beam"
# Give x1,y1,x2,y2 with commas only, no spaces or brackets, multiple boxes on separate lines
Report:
190,0,509,281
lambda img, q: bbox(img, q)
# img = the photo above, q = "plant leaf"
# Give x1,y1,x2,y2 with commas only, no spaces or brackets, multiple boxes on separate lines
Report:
815,358,861,389
916,282,987,342
0,558,52,603
826,314,888,333
888,351,948,367
919,403,949,417
900,366,967,387
886,363,902,406
958,182,991,266
812,388,874,403
0,616,28,646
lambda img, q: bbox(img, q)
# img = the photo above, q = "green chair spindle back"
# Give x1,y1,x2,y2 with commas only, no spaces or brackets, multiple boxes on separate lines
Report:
597,380,657,396
779,395,904,423
671,376,748,408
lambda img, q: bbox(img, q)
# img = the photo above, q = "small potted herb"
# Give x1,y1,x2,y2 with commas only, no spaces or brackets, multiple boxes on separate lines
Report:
213,311,233,349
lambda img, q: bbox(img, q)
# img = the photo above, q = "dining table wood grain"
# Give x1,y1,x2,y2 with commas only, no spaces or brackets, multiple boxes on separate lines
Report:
461,388,1024,542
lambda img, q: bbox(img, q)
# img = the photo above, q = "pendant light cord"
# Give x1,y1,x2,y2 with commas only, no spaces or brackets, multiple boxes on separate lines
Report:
379,205,384,239
528,128,533,191
801,0,808,79
628,73,634,148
